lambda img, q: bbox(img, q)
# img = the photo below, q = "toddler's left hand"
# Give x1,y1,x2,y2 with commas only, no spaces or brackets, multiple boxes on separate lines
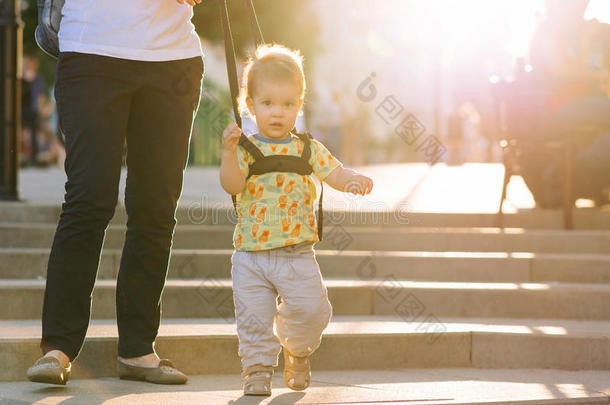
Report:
346,174,373,196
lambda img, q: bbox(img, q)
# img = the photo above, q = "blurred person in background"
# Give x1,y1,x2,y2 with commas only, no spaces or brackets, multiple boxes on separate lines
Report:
22,53,47,166
530,0,609,111
528,0,610,206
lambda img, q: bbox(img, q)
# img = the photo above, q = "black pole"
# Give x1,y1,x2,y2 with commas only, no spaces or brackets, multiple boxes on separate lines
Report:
0,0,22,201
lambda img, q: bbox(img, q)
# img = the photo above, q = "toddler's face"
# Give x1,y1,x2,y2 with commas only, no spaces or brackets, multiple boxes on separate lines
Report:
246,79,303,141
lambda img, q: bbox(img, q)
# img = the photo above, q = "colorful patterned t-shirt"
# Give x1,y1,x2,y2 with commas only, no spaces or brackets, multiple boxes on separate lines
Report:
233,133,342,251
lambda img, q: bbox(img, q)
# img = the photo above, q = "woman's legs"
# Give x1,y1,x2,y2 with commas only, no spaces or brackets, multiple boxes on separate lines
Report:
40,53,204,368
41,52,135,362
116,56,203,360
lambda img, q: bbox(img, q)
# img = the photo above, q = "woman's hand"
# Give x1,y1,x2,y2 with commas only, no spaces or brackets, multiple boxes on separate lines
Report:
176,0,202,6
222,122,242,154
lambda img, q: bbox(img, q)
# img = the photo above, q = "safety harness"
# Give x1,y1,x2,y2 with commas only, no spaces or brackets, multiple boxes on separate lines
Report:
220,0,324,240
231,131,324,240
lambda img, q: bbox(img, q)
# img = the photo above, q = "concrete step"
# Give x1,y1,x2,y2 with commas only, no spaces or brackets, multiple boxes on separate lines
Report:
3,369,610,405
3,223,610,253
3,248,610,284
2,279,610,320
2,201,610,229
2,316,609,382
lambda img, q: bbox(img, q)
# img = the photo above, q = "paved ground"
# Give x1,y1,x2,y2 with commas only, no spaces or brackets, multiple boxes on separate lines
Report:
16,163,539,213
1,368,609,405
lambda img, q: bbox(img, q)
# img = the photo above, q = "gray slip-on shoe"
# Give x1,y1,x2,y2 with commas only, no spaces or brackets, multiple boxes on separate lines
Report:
27,356,71,385
117,358,188,385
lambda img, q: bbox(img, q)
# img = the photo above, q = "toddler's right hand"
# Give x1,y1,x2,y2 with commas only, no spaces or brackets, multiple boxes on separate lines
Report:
222,122,242,153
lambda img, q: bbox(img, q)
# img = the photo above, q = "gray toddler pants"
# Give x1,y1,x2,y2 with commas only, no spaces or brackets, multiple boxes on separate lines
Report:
231,241,332,370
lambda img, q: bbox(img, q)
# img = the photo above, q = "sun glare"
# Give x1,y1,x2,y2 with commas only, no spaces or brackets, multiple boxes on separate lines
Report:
435,0,545,63
585,0,610,24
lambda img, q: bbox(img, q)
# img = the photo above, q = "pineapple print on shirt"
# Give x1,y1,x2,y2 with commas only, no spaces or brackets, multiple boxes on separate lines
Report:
233,133,342,251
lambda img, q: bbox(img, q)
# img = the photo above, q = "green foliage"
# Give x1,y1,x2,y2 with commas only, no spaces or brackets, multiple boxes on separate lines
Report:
20,0,37,55
190,79,232,165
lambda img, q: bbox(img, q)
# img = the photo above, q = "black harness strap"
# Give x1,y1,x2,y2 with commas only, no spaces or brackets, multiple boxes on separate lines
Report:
237,136,265,161
247,133,313,178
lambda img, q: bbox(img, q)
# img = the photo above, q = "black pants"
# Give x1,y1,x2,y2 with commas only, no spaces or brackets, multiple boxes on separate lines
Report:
41,52,203,360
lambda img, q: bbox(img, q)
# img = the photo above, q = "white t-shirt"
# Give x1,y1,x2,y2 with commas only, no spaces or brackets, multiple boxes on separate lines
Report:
58,0,203,61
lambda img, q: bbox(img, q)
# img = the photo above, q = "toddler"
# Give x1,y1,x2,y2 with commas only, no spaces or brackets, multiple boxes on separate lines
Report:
219,44,373,396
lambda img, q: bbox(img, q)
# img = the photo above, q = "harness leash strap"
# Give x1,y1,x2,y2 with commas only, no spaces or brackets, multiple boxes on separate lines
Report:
245,0,265,45
223,0,262,212
239,136,265,161
219,0,241,128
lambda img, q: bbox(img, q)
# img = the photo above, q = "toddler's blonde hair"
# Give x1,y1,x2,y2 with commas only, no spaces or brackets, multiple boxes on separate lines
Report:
237,43,306,117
